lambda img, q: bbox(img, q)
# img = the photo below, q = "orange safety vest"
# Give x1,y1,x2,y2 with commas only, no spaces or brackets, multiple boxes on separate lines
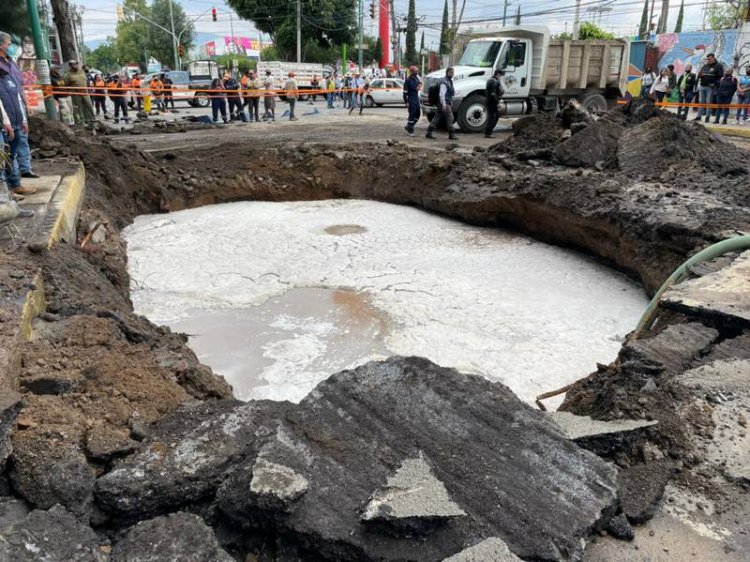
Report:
150,79,163,93
94,78,105,88
131,78,141,88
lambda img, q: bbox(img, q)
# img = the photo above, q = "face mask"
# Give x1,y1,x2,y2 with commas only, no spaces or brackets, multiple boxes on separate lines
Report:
5,43,18,58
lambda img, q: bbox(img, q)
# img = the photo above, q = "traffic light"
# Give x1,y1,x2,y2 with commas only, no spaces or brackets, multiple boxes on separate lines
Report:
115,4,124,21
212,8,217,22
369,0,376,18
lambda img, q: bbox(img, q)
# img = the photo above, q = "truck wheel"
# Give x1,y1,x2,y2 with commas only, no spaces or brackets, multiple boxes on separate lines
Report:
579,93,607,115
457,95,488,133
194,93,210,108
365,95,375,108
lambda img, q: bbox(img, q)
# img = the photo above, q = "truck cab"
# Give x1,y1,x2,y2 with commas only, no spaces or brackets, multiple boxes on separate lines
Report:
421,25,628,133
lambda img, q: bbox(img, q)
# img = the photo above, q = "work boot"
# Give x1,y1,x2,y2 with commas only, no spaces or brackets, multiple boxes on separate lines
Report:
12,186,37,196
21,172,39,179
17,208,34,218
722,118,728,125
485,134,495,139
449,133,459,141
425,129,436,139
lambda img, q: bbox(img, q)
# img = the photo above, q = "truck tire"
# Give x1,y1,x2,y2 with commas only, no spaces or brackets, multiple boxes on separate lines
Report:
578,93,607,115
194,93,210,108
457,95,488,134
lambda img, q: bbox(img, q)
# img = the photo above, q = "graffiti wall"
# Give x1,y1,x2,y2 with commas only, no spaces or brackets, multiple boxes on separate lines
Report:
627,27,750,96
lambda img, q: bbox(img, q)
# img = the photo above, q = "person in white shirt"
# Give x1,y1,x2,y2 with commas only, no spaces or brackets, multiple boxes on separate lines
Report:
640,67,656,98
650,68,671,102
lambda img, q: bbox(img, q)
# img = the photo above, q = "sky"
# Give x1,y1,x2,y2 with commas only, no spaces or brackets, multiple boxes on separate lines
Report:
78,0,709,53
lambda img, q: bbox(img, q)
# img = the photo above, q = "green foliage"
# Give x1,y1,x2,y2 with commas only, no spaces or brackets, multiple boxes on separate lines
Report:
148,0,194,69
674,0,684,33
115,0,152,70
227,0,356,62
113,0,194,71
705,2,746,30
260,45,281,60
638,0,649,38
577,21,615,39
439,0,449,55
404,0,417,66
215,54,256,73
87,39,120,72
0,3,29,36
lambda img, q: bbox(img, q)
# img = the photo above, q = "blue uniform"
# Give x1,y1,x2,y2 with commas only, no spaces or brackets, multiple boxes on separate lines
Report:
403,74,421,134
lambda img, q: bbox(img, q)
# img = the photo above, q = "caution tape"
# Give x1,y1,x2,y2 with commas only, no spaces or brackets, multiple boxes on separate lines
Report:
617,98,750,109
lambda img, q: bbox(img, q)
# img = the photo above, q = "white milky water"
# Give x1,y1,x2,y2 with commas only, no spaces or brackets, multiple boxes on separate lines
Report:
124,199,647,406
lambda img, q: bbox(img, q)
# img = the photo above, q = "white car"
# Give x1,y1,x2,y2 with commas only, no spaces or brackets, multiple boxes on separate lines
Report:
365,78,405,107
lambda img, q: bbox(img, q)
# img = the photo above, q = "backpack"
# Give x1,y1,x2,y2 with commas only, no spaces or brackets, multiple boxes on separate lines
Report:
428,82,440,105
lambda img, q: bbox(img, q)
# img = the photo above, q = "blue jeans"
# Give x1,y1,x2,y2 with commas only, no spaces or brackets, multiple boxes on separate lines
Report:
2,128,21,189
714,94,732,122
677,90,694,118
12,130,32,176
697,85,715,118
736,93,749,120
327,92,334,108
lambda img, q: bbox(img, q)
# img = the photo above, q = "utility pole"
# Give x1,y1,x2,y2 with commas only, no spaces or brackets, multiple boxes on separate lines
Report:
297,0,302,63
649,0,655,36
502,0,508,27
657,0,669,33
168,0,178,70
390,0,398,68
49,0,79,63
358,0,364,69
572,0,582,39
27,0,58,120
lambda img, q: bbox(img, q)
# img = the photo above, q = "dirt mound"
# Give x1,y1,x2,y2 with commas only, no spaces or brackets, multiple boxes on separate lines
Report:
494,112,564,156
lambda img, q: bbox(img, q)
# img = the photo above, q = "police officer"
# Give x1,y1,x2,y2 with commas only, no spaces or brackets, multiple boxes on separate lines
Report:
485,69,504,139
426,67,458,141
403,65,421,137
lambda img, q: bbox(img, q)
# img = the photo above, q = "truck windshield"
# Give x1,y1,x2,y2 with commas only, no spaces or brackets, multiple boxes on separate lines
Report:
459,41,502,68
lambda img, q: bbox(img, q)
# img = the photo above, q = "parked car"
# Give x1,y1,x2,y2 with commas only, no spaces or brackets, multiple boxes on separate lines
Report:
140,70,214,108
365,78,405,107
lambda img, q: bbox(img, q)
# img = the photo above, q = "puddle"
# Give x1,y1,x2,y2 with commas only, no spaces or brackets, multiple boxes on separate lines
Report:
124,199,648,406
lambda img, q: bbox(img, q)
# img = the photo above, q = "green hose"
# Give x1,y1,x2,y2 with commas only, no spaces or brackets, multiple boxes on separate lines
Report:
633,234,750,337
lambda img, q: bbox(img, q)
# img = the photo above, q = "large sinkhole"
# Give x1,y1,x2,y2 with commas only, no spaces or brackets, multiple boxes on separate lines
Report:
124,199,647,406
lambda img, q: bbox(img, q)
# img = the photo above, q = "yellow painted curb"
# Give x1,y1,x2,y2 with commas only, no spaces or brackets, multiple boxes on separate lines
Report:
19,273,45,342
45,162,87,249
705,124,750,139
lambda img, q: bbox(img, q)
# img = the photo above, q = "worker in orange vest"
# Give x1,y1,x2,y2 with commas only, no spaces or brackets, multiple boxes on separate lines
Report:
149,75,164,112
130,72,142,111
92,74,109,118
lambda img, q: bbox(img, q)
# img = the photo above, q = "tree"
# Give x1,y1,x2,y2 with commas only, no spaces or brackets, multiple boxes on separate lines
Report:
88,39,120,72
0,3,29,36
638,0,649,39
439,0,449,55
114,0,151,70
227,0,356,62
674,0,684,32
705,2,746,29
373,37,383,65
148,0,194,70
576,21,615,39
404,0,417,66
50,0,79,63
514,5,521,25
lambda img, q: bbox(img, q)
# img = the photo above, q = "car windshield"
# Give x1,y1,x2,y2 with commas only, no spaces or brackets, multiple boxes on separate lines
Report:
459,40,502,68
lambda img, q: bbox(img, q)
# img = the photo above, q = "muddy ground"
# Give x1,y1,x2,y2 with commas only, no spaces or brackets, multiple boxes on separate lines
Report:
0,99,748,560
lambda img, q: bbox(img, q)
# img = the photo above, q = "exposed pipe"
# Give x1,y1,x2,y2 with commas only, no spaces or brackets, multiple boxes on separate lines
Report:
633,234,750,338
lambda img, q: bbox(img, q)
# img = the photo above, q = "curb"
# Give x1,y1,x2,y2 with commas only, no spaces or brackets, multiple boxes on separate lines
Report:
705,124,750,139
41,162,87,249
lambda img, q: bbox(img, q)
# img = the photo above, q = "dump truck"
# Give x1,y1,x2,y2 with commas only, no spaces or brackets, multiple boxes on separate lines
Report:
421,25,629,133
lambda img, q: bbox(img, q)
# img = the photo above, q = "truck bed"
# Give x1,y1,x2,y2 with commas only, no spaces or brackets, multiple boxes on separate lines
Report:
538,40,629,95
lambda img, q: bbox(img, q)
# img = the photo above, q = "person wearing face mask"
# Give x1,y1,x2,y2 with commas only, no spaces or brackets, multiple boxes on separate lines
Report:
63,59,96,125
0,32,38,182
736,66,750,124
676,64,697,120
714,68,737,125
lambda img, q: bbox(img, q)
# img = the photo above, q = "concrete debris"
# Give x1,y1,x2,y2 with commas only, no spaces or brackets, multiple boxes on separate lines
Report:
250,458,309,510
0,505,106,562
111,512,233,562
0,391,22,464
442,537,522,561
549,412,658,440
605,513,635,541
361,455,466,527
618,460,675,524
663,250,750,328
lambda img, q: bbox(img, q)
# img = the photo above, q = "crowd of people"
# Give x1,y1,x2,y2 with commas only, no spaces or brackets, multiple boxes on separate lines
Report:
641,53,750,125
